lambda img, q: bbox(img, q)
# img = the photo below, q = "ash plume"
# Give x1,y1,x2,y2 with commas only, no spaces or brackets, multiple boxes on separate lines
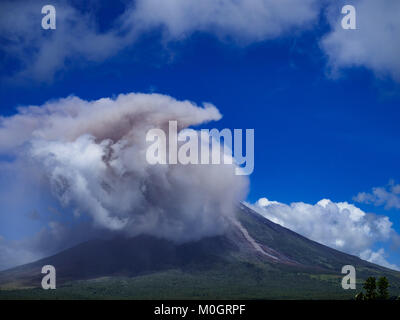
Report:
0,93,248,243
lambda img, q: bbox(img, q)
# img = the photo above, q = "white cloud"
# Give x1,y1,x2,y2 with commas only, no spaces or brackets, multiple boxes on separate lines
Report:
0,0,321,81
354,181,400,210
0,1,126,81
2,1,399,82
128,0,320,42
321,0,400,81
360,248,399,271
248,197,399,270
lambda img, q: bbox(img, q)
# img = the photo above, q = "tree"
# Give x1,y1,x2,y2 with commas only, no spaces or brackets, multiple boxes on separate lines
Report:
377,276,389,300
355,292,365,300
363,277,377,300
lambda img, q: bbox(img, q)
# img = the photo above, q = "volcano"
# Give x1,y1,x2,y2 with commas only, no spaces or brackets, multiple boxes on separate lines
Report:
1,203,399,299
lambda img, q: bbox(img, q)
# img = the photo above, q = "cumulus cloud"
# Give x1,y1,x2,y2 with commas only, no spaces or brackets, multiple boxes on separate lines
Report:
354,180,400,210
0,93,248,270
247,197,399,270
360,248,399,271
321,0,400,81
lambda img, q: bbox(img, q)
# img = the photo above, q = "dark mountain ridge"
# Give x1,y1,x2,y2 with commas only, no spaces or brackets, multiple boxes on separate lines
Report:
1,203,399,299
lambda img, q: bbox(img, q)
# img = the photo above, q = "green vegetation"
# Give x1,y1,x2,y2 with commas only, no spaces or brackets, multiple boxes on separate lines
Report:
2,260,400,300
364,277,377,300
377,276,389,299
355,276,392,300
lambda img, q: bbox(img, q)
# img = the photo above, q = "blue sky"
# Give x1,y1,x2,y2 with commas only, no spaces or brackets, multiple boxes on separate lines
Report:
0,0,400,270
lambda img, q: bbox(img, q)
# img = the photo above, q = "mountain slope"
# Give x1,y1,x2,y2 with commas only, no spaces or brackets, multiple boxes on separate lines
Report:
0,203,399,299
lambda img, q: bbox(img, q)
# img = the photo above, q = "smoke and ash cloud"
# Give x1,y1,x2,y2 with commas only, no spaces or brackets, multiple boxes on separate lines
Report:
0,221,100,271
0,93,248,269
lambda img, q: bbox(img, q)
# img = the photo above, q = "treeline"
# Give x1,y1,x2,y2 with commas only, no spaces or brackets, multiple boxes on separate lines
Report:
355,276,399,300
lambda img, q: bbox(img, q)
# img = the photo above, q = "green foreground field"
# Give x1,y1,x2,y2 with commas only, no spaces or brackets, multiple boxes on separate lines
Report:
2,259,399,300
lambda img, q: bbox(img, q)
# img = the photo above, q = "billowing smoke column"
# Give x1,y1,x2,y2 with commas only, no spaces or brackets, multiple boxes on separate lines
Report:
0,93,249,242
